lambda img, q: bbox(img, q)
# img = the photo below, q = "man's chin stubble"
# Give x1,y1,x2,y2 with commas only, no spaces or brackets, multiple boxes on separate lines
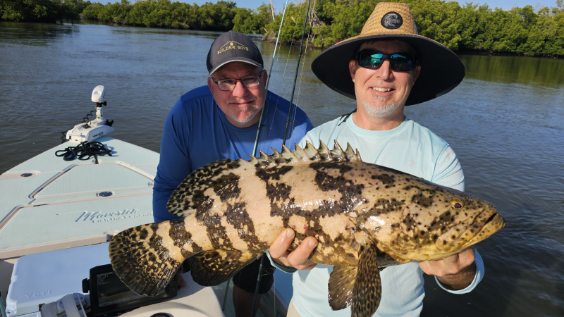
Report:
363,101,403,118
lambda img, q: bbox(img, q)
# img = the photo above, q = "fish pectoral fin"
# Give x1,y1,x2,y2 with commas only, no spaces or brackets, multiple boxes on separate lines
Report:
328,265,357,310
351,243,381,317
188,249,256,286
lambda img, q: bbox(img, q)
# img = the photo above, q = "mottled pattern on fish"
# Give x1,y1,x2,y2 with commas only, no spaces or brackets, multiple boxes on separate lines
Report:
109,142,504,317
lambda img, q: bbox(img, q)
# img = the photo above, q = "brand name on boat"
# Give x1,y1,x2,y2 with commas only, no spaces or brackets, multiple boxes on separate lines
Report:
75,208,147,223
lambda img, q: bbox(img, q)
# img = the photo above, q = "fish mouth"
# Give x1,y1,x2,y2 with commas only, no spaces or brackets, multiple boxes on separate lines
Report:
434,210,505,255
465,212,505,247
483,212,505,232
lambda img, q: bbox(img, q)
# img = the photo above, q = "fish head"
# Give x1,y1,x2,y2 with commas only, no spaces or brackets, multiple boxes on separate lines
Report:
427,191,505,257
363,185,505,262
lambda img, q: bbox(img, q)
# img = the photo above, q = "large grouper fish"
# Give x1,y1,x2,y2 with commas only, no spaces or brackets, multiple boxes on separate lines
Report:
109,141,504,317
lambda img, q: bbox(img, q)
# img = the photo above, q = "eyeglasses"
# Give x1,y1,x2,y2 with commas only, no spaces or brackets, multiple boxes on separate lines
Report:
210,75,261,91
356,50,417,72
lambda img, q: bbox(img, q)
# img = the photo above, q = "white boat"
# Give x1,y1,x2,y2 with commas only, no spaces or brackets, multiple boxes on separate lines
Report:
0,86,288,317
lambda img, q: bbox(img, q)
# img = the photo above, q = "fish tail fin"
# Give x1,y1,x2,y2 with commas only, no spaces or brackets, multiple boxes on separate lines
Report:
109,221,188,296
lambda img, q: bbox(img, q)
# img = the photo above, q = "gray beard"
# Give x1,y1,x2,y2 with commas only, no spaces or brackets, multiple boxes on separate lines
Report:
229,111,259,127
362,101,403,118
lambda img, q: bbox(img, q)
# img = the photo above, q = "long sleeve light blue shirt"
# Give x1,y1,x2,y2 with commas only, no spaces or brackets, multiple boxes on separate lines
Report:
273,114,484,316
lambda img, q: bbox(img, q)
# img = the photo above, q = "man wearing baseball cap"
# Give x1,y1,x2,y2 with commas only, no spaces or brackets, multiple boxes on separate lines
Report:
269,3,484,316
153,31,312,316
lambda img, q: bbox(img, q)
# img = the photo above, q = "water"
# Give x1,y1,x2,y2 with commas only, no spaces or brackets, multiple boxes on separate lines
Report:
1,22,563,317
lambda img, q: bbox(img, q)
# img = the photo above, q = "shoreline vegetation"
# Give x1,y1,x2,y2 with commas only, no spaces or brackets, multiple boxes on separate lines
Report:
1,0,562,57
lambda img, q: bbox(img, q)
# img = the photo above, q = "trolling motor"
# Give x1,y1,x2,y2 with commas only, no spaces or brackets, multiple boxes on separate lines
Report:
65,85,114,144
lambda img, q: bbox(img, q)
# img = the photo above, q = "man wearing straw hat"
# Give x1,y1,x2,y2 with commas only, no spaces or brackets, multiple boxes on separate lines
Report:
269,2,483,316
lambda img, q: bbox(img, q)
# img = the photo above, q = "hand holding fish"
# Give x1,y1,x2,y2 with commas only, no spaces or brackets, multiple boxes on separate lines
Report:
269,228,317,270
419,248,477,290
272,230,478,292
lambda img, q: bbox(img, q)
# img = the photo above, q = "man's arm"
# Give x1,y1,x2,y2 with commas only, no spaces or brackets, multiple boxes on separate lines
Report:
153,100,192,222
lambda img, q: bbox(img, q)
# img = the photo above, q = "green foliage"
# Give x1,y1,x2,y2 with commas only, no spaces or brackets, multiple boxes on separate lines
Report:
233,4,271,34
79,0,263,32
1,0,561,57
0,0,88,22
409,0,463,50
300,0,562,57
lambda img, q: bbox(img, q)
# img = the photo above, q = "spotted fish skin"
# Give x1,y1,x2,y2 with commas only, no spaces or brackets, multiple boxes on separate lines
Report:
109,141,504,317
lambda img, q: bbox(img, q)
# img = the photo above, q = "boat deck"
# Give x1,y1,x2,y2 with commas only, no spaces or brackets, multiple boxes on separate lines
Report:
0,137,158,260
0,137,289,317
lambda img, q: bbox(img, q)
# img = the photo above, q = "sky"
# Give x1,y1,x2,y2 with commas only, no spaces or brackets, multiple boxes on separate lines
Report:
95,0,559,11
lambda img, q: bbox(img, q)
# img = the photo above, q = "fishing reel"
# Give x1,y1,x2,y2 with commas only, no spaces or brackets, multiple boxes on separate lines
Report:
64,85,115,144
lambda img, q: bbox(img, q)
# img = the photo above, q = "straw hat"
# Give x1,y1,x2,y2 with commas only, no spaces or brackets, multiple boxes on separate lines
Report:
311,2,464,105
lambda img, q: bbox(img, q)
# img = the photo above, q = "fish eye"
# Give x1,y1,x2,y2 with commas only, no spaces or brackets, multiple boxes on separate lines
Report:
451,200,463,209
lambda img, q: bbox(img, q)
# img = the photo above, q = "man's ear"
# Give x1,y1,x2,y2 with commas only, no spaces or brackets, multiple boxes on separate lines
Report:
348,59,358,81
207,76,214,90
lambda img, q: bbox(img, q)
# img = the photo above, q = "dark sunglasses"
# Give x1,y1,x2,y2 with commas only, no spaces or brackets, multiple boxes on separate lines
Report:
356,49,417,72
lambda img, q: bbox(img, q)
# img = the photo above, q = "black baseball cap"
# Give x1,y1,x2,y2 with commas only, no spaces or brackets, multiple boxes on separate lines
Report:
206,31,264,75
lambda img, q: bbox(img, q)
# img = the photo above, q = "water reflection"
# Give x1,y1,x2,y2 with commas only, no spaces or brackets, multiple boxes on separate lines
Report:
111,27,219,40
0,22,77,46
460,54,563,87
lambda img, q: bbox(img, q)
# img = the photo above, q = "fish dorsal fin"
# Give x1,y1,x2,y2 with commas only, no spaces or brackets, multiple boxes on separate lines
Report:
256,141,362,166
168,141,363,217
259,151,270,161
303,141,319,160
281,144,295,160
345,143,360,161
292,143,309,160
318,141,331,159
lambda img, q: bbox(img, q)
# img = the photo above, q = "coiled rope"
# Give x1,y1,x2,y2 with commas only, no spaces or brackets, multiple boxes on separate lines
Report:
55,141,112,163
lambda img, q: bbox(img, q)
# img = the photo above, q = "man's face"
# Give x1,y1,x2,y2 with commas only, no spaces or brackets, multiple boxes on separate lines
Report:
208,62,267,128
349,40,420,120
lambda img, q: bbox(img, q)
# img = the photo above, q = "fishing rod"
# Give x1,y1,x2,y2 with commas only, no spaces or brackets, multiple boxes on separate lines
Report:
250,1,314,316
251,0,291,158
282,0,313,147
250,1,293,312
246,2,293,316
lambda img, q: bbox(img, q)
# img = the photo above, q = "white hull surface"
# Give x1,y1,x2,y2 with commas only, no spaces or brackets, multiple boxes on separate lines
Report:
0,137,288,317
0,138,158,261
1,84,290,316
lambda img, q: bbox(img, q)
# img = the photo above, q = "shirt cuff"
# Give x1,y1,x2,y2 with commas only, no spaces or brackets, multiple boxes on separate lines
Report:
265,251,297,273
435,248,485,294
